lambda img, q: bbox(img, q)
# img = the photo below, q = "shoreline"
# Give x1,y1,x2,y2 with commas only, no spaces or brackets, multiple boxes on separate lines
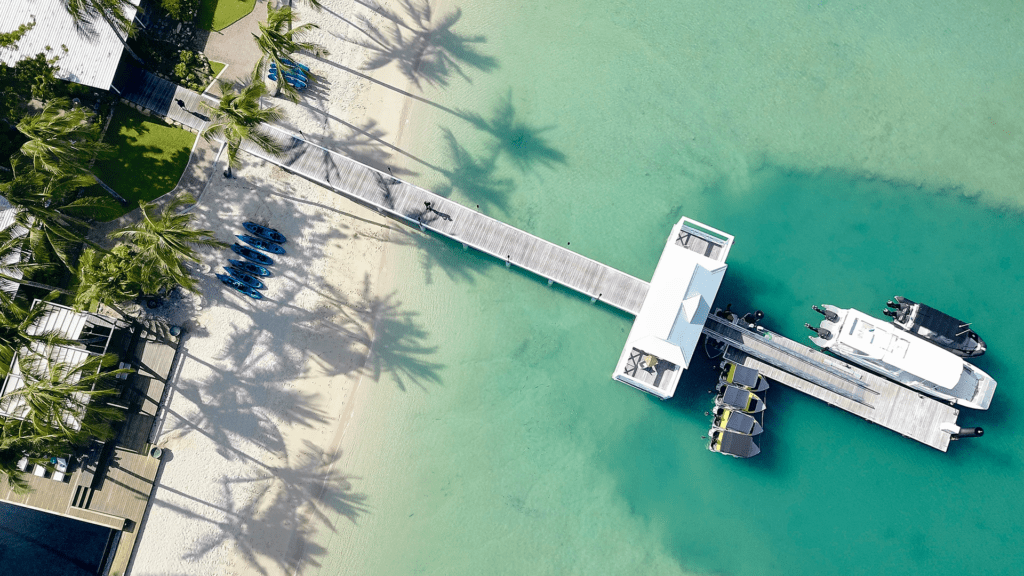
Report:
128,0,429,573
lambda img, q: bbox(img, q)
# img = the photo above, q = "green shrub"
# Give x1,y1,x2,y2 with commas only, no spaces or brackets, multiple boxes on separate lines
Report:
161,0,201,21
171,50,213,92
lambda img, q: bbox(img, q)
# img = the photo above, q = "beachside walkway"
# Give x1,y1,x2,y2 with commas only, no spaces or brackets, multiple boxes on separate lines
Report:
112,66,651,314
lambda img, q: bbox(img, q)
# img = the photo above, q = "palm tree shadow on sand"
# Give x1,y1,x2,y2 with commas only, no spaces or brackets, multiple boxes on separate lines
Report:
337,0,498,89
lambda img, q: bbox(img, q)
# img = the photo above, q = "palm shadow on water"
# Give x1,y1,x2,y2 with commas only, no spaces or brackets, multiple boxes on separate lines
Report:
458,91,567,174
388,225,493,285
431,128,515,214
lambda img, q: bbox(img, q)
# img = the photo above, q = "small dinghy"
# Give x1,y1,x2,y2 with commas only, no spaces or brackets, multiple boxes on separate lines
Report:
715,384,766,414
707,429,760,458
228,259,271,277
711,406,763,436
231,243,273,266
225,267,266,290
217,274,262,299
719,361,769,393
882,296,986,358
237,235,286,255
243,222,287,244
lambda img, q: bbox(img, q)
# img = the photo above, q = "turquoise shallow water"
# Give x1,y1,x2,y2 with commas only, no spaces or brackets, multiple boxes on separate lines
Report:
311,1,1024,574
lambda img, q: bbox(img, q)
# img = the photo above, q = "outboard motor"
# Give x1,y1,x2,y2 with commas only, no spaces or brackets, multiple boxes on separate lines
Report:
804,323,832,339
886,300,900,309
882,308,897,318
812,305,839,322
741,310,764,326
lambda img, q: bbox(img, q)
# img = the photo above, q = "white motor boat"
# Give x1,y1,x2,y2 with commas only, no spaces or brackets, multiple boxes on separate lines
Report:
807,305,997,410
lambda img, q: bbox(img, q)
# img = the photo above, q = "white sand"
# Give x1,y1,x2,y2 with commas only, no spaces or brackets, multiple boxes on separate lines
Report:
128,1,424,574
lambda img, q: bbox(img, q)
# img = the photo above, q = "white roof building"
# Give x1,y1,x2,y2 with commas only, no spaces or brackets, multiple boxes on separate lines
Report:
0,0,140,90
0,301,126,430
612,217,733,399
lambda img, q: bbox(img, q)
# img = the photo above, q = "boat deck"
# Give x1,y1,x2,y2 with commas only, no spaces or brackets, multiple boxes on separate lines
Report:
703,314,959,451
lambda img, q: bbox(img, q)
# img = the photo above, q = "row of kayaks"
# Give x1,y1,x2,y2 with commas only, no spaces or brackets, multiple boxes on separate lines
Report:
217,222,287,299
707,362,768,459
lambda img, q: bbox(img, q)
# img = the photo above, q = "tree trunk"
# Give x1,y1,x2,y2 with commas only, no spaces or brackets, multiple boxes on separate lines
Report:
100,13,145,65
93,175,129,206
0,272,71,295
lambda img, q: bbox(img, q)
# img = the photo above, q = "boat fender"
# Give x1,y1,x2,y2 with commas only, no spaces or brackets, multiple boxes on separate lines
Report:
955,427,984,439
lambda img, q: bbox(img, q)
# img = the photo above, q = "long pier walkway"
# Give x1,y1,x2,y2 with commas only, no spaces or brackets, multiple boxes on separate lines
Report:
702,314,960,451
114,67,650,314
115,69,961,451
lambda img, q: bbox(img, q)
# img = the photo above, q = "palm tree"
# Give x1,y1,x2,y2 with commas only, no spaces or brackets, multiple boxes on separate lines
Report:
200,75,284,177
253,4,329,101
16,99,113,178
109,193,226,295
0,228,70,295
3,351,129,447
0,293,76,378
73,246,140,311
62,0,145,64
0,160,110,269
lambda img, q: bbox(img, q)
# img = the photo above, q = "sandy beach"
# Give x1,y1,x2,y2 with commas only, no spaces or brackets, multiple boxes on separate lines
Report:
128,1,426,573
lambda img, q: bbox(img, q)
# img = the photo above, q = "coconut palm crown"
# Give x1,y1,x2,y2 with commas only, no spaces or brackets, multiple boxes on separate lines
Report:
200,74,284,177
16,99,113,178
109,193,227,295
0,160,110,269
253,4,329,101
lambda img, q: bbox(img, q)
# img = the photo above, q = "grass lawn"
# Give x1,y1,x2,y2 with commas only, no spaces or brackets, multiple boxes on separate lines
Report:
198,0,257,32
90,105,196,221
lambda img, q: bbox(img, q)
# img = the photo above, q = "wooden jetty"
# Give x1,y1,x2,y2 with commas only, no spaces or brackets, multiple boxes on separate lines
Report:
703,314,960,451
115,70,967,453
115,68,651,314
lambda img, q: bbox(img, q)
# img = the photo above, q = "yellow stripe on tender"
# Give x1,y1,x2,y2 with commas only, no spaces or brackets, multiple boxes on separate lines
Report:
726,363,736,383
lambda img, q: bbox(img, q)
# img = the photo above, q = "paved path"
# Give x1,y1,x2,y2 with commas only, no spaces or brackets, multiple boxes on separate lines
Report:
199,0,272,87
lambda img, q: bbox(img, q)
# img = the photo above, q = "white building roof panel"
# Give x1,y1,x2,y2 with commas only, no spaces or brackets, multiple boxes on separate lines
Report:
0,0,140,89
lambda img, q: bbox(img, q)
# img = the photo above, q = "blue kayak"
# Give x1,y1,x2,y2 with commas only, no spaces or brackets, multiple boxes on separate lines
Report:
231,243,273,266
237,235,286,255
225,267,266,290
280,58,310,72
228,259,271,277
217,274,262,299
243,222,287,244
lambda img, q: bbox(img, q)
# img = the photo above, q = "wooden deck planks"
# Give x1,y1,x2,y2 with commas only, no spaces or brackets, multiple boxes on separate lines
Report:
704,315,957,451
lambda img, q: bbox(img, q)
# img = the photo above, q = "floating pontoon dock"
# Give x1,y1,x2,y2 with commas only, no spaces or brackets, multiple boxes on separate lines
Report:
702,315,960,451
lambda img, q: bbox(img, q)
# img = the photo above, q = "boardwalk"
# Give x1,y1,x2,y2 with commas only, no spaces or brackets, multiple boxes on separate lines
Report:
115,70,967,453
703,314,960,451
114,67,651,314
